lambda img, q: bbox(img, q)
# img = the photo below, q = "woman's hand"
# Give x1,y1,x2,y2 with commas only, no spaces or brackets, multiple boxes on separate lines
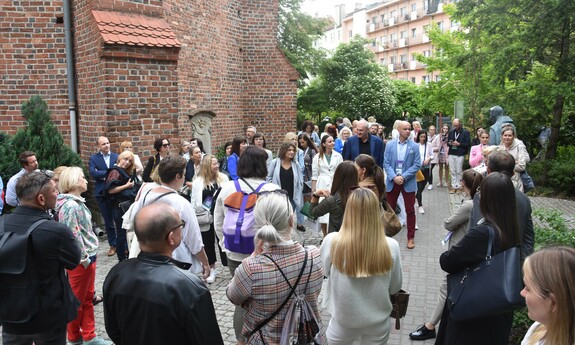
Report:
314,189,330,198
124,179,134,189
185,181,193,188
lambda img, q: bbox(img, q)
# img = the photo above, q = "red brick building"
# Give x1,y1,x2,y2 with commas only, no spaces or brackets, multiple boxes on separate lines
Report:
0,0,298,161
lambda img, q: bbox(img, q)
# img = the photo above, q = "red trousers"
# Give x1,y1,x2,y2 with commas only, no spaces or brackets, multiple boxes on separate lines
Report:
67,261,96,342
386,184,416,240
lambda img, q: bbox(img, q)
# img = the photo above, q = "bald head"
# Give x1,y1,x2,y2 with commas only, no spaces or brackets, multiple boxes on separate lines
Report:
134,203,182,254
453,118,461,130
356,119,370,140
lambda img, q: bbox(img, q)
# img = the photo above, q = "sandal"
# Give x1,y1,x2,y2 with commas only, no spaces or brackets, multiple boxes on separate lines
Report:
93,295,103,306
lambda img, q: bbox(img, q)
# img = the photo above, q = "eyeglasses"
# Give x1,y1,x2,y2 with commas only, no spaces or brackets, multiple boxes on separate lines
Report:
162,143,171,147
166,219,186,239
258,189,291,212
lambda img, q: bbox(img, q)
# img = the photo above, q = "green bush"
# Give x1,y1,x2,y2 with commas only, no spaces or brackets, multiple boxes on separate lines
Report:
527,145,575,197
0,96,83,182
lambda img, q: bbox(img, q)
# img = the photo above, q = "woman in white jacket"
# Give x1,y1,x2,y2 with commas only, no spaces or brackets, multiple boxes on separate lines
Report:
191,154,228,284
499,125,530,192
312,135,343,236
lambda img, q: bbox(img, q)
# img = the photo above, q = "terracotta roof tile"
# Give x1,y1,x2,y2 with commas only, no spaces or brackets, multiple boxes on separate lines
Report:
92,10,181,48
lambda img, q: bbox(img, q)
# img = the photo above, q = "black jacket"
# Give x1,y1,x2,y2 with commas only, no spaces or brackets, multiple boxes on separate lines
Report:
103,252,224,345
142,153,161,182
2,206,81,334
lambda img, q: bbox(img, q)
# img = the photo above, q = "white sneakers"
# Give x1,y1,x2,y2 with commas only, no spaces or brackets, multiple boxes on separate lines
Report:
418,206,425,214
206,268,217,284
428,185,433,190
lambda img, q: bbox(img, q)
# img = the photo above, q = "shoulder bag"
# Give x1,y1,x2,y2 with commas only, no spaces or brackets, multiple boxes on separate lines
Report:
446,225,525,321
381,201,402,237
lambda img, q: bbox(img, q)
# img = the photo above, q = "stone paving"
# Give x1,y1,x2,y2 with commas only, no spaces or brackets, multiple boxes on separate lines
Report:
2,175,574,345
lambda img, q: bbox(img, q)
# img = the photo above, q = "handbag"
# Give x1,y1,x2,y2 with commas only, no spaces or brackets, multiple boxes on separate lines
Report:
446,226,525,321
390,289,410,330
381,201,402,237
416,169,425,182
118,200,133,213
300,201,317,220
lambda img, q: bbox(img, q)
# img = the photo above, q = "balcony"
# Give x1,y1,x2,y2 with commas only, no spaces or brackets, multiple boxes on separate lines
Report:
399,38,409,47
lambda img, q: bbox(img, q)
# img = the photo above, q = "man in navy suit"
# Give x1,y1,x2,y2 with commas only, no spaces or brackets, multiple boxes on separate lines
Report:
89,136,119,256
383,121,421,249
342,119,385,167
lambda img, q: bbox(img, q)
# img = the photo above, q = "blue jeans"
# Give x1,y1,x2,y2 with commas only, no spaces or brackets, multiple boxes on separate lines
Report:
96,197,116,247
2,326,66,345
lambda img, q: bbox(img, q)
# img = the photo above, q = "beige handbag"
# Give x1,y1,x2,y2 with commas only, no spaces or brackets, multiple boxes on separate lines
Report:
381,201,402,237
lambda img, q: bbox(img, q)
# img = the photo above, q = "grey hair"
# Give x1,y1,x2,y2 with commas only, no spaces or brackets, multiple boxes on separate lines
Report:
254,192,293,244
16,171,51,202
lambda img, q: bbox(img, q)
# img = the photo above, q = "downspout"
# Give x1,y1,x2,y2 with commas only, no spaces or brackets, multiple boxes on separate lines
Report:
63,0,78,153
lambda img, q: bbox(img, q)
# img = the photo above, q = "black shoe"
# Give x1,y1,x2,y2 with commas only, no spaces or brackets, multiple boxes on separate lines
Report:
409,324,436,340
296,225,306,232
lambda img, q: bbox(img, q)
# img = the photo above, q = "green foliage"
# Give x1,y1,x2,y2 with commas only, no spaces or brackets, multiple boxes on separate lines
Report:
0,96,83,181
278,0,330,86
297,77,331,120
319,36,397,121
391,80,432,120
528,145,575,197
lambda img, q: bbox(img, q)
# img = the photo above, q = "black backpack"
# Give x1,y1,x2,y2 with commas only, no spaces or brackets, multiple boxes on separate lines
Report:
0,217,47,323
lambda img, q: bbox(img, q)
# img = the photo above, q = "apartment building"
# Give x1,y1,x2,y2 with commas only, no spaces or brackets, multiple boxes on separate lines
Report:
316,0,458,85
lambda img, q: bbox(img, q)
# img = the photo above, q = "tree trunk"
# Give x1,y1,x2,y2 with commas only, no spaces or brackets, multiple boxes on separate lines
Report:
545,94,564,160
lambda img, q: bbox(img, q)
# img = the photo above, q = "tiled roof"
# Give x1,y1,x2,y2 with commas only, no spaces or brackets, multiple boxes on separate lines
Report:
92,10,181,48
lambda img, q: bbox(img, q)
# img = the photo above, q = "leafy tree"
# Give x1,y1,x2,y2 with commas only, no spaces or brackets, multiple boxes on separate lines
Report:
450,0,575,159
320,36,397,122
391,79,433,120
297,77,331,123
278,0,331,86
0,96,83,180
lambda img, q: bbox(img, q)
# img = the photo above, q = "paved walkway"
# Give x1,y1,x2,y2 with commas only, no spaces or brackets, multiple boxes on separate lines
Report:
2,176,574,344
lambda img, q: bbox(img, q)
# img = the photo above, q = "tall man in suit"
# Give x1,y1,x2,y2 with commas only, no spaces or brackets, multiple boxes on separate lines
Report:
342,119,385,167
383,121,421,249
89,137,119,256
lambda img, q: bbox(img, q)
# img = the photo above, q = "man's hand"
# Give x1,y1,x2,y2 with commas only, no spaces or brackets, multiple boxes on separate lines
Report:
393,175,405,185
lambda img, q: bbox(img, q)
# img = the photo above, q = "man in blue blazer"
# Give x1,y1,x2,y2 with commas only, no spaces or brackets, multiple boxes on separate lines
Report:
383,121,421,249
342,119,385,167
89,136,119,256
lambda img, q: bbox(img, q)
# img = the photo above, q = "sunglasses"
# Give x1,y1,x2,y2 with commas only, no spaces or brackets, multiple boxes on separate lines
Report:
162,143,171,147
36,170,55,199
258,189,291,212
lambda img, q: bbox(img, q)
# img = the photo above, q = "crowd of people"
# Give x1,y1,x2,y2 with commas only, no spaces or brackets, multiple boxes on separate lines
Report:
0,109,572,345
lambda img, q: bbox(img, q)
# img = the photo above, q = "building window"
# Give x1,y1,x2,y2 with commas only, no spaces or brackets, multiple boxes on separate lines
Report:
411,77,416,83
372,16,377,24
400,30,408,39
435,75,441,82
390,10,397,19
423,50,431,57
390,55,397,64
400,54,407,63
349,30,353,37
423,24,429,32
380,14,386,22
438,21,444,31
400,7,406,17
411,3,417,12
411,53,417,61
423,75,430,84
411,28,417,38
391,33,397,42
380,57,386,64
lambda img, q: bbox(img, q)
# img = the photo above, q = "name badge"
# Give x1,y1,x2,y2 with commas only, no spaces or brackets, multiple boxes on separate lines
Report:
396,160,403,175
202,196,213,211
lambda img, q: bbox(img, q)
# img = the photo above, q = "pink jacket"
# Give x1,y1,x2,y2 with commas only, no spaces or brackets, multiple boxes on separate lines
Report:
469,144,484,168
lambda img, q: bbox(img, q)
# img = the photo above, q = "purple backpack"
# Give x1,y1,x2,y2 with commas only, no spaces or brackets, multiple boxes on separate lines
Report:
222,179,267,254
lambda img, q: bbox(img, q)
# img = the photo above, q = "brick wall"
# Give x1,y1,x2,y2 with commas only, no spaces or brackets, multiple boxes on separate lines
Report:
1,0,298,165
0,0,71,138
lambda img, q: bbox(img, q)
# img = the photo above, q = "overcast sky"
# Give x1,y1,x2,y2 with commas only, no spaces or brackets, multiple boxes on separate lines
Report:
301,0,364,18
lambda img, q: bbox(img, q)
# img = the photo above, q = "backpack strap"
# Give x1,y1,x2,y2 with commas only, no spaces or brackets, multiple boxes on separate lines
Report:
0,218,47,253
249,248,308,337
143,190,175,206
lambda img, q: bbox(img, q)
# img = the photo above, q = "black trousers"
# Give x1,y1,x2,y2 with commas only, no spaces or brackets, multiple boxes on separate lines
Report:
416,168,430,206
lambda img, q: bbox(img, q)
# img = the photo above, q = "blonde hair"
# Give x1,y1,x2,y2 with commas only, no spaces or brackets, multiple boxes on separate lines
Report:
120,141,133,151
117,151,135,175
482,145,500,157
58,166,84,193
338,126,351,139
254,192,293,244
198,155,225,187
52,165,67,183
330,188,392,277
523,247,575,345
283,132,297,143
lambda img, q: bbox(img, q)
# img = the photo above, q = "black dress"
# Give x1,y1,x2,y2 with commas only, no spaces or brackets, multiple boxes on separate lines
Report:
435,223,513,345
